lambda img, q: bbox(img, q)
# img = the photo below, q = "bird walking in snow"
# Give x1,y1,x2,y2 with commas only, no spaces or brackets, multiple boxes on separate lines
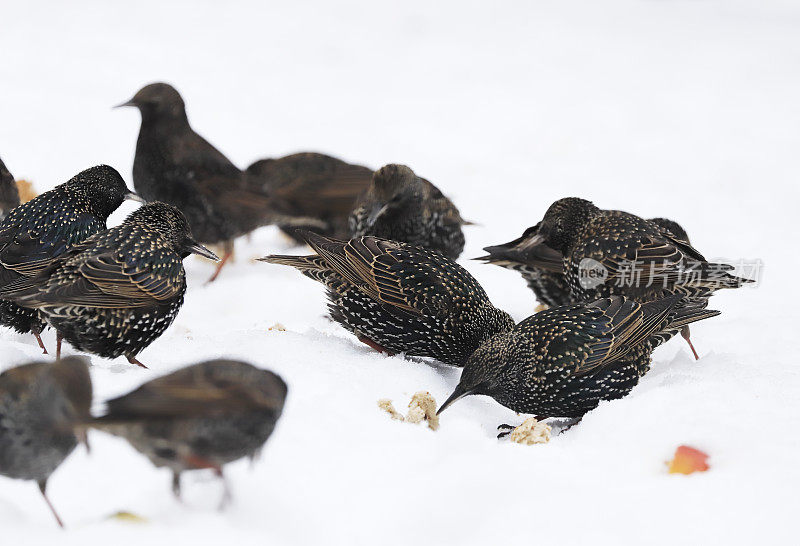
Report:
0,202,217,367
0,356,92,527
88,359,287,507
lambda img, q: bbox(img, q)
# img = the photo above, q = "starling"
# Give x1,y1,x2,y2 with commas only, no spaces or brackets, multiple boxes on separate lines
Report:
89,359,287,505
348,164,469,259
0,165,141,353
118,82,342,282
438,295,720,425
0,155,21,220
0,356,92,527
478,216,693,309
245,152,373,241
261,232,513,366
483,198,751,358
0,202,218,368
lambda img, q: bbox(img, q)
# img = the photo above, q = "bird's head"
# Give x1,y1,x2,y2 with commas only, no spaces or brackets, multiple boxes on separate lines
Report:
116,82,187,122
125,202,219,262
67,164,144,220
437,331,514,416
367,164,424,224
536,197,598,253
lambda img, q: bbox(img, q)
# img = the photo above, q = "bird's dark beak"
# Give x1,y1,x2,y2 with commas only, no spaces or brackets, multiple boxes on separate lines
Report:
186,239,219,261
125,192,146,204
367,203,390,226
113,99,137,109
437,385,473,416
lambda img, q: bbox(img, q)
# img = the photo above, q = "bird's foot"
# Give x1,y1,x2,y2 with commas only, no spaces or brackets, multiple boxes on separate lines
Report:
33,331,48,355
681,326,700,360
357,335,396,356
125,355,148,369
497,417,549,439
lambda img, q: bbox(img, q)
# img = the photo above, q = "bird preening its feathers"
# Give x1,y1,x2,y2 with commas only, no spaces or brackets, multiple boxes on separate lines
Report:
479,197,753,359
349,164,469,259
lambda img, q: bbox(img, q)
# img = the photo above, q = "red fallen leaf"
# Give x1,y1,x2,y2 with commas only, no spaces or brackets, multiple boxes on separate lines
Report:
668,445,710,474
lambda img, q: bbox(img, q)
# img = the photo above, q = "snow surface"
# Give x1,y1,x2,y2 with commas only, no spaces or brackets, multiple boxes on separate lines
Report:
1,0,798,544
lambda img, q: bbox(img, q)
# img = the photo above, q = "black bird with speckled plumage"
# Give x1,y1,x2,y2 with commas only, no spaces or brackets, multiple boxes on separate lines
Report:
0,165,140,352
0,202,218,367
348,164,468,259
0,356,92,527
89,359,287,504
261,232,513,367
0,156,21,220
479,216,694,309
438,295,720,422
524,198,751,303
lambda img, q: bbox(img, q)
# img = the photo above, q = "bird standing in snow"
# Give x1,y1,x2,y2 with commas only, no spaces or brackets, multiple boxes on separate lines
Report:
0,165,141,353
437,295,720,430
0,356,92,527
88,359,287,506
480,197,751,359
117,82,367,281
262,232,513,366
0,202,217,367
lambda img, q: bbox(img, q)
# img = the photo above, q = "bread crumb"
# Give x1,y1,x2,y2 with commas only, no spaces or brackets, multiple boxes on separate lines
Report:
406,391,439,431
378,391,439,430
508,418,551,445
534,303,549,313
377,399,405,421
268,323,286,332
15,179,37,203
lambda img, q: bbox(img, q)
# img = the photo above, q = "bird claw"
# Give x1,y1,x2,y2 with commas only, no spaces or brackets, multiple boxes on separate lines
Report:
497,423,514,439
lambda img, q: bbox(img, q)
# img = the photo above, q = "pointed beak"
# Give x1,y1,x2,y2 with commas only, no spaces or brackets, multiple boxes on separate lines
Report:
367,203,390,226
186,240,219,261
125,192,146,204
437,385,473,416
113,99,136,109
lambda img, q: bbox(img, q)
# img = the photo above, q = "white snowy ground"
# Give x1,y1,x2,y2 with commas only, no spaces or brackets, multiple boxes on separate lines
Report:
1,0,798,544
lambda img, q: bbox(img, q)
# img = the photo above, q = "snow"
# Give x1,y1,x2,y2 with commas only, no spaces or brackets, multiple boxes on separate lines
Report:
1,0,798,544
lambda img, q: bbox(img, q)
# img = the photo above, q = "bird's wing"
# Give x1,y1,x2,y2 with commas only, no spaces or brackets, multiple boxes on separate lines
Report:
0,212,105,279
302,232,423,315
529,295,679,377
0,247,184,309
99,365,282,420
